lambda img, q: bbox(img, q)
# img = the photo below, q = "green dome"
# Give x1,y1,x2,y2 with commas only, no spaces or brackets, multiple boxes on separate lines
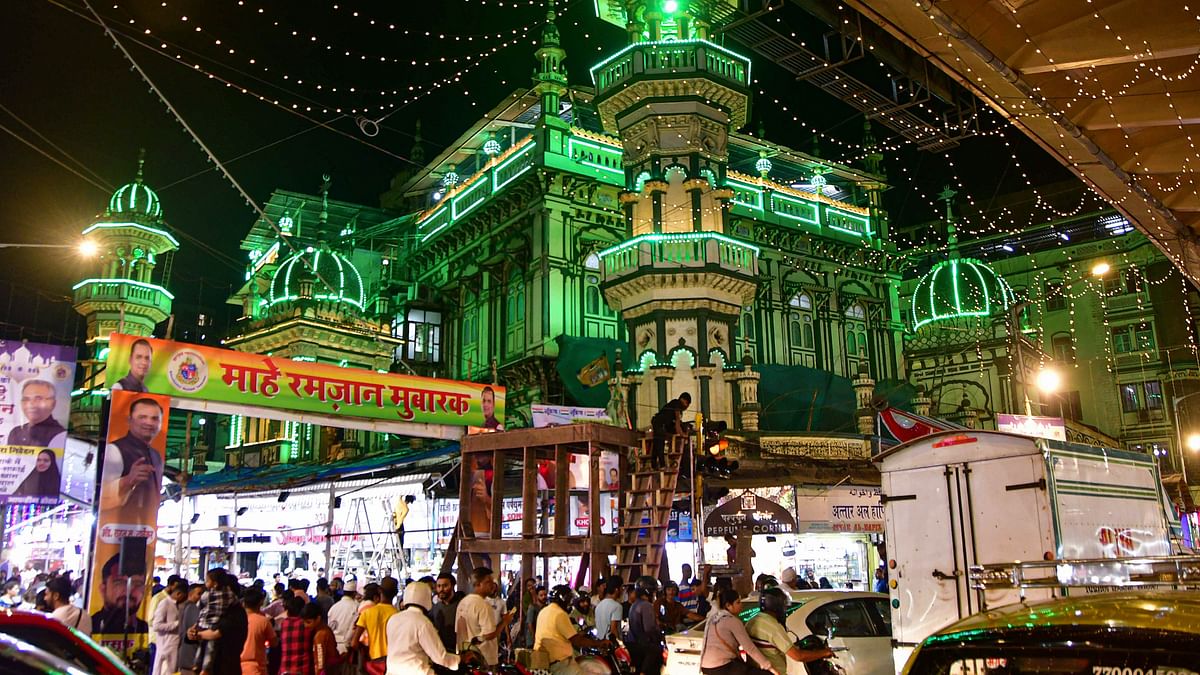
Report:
269,246,366,311
108,152,163,219
911,257,1014,330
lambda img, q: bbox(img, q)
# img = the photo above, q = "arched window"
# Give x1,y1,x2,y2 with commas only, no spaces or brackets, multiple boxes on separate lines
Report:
742,311,755,341
787,294,817,367
789,312,803,346
845,302,866,320
844,302,868,372
584,252,601,270
586,285,601,315
789,293,813,310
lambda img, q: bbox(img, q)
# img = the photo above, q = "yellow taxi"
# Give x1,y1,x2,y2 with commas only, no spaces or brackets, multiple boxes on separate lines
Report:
901,591,1200,674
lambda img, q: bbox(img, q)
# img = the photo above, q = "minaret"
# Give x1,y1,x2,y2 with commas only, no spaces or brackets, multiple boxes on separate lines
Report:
593,1,758,429
72,150,178,432
533,0,568,126
861,119,888,240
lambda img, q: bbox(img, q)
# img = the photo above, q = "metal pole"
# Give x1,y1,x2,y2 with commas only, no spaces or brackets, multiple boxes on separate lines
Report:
324,483,336,575
176,412,192,576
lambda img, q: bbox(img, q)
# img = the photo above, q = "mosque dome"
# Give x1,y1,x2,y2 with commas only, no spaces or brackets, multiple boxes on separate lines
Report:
910,257,1014,331
268,246,366,311
107,151,163,219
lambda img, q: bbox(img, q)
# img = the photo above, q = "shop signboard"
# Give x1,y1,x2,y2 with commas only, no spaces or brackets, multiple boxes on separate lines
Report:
531,404,610,428
795,486,884,534
0,340,76,505
105,333,505,428
997,413,1067,442
703,491,796,537
88,390,170,652
759,436,870,460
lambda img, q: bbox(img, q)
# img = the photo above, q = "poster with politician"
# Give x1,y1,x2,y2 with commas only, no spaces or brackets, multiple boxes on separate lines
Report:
0,340,76,505
88,390,169,650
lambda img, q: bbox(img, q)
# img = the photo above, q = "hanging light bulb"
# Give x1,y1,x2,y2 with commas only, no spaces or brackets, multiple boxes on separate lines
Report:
755,150,772,178
442,164,460,189
483,132,502,157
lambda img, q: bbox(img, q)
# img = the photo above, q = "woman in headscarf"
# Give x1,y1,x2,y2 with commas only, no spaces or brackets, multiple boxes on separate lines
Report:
13,449,60,499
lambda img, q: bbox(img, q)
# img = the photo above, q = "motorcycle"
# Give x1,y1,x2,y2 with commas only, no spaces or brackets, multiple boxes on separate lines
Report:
577,641,634,674
796,633,847,675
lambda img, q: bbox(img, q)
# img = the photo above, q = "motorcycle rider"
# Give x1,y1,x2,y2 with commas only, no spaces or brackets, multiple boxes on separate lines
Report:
746,587,834,674
534,585,613,675
384,582,476,675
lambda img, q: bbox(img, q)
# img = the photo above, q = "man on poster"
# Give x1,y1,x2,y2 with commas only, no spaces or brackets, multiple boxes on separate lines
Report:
112,338,153,393
480,387,503,431
102,397,165,514
7,379,67,447
91,552,149,634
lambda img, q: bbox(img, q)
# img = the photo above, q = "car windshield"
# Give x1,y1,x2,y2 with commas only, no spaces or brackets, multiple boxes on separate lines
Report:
909,627,1200,674
738,599,813,622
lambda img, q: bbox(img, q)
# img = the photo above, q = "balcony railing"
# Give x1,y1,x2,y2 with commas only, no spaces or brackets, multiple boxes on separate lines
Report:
591,39,751,95
598,231,759,281
72,278,173,316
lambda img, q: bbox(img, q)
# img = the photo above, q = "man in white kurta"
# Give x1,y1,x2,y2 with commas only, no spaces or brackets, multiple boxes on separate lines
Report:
385,582,464,675
151,585,186,675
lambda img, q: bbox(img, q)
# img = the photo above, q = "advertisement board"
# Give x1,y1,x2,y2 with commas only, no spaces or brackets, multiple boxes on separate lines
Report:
997,413,1067,442
795,486,884,534
105,333,505,428
703,491,797,537
531,404,611,428
88,390,170,652
0,340,76,505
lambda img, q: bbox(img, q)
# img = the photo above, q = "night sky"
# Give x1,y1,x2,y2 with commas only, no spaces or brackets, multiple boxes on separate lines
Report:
1,0,1081,344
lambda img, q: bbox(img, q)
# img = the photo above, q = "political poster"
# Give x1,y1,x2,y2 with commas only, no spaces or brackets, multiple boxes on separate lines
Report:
87,390,170,652
0,340,77,505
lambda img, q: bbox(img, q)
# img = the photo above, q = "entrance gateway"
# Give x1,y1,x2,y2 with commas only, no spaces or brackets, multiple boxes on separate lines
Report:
86,333,501,651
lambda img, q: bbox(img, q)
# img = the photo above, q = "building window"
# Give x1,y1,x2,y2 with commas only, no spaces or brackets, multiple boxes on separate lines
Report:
786,296,816,367
790,293,813,311
1051,333,1075,363
586,285,601,315
1045,280,1067,312
845,304,867,356
404,309,442,363
1112,322,1156,353
461,291,480,375
1045,390,1083,422
742,310,755,341
845,302,866,320
1120,381,1164,412
505,272,526,356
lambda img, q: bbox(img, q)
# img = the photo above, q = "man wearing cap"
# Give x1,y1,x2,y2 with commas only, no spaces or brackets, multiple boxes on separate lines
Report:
385,582,473,675
329,580,361,657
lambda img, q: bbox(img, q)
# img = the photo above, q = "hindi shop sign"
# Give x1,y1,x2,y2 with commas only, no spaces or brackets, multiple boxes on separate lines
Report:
795,486,884,534
996,413,1067,442
702,492,797,537
105,334,505,428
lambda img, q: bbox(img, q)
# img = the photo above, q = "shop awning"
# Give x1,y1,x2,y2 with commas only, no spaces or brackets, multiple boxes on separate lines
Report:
182,444,459,496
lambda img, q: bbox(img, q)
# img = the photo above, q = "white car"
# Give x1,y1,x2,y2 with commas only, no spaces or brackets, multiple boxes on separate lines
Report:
663,590,893,675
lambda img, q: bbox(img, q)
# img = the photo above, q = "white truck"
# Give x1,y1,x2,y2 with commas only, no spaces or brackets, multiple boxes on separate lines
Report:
876,429,1182,670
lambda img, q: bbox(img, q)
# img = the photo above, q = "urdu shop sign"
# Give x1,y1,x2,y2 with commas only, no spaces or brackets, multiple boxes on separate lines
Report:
104,334,505,428
703,492,796,537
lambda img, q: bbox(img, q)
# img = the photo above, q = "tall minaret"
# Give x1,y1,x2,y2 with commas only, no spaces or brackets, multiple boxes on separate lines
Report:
593,1,759,429
72,150,178,433
533,0,568,126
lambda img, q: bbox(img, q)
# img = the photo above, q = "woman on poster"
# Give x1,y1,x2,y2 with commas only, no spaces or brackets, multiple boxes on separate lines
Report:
12,449,61,500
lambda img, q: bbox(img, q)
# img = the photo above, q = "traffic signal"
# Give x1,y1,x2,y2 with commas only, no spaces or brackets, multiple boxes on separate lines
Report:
697,420,739,479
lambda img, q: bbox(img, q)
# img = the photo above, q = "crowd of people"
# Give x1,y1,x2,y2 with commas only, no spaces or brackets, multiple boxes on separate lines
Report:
5,557,855,675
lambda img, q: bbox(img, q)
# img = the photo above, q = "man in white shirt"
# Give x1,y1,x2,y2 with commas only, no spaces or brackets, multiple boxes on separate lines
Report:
454,567,513,666
386,581,471,675
593,577,624,641
328,581,360,655
46,576,91,636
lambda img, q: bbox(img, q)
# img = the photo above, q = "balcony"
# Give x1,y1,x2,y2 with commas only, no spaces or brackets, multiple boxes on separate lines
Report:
72,278,173,322
591,39,751,95
599,231,758,281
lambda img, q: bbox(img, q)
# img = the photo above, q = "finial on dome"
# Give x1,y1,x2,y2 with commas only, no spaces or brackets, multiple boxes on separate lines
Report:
135,148,146,184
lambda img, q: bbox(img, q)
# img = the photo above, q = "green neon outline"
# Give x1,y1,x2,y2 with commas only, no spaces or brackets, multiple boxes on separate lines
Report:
589,38,752,86
769,192,820,226
451,177,490,220
967,260,991,317
82,222,179,247
72,277,175,301
568,137,624,177
492,141,535,193
726,178,763,211
826,208,873,236
597,230,760,259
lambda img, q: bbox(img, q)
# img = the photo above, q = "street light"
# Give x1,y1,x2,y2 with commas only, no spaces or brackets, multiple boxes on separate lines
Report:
1187,434,1200,453
0,241,97,257
1035,368,1061,395
1091,261,1111,277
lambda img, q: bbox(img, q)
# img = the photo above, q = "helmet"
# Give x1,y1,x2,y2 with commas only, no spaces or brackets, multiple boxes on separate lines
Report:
759,586,789,621
634,576,659,599
549,584,575,610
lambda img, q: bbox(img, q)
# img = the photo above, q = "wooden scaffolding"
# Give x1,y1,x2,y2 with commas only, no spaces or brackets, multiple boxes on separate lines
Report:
443,423,642,587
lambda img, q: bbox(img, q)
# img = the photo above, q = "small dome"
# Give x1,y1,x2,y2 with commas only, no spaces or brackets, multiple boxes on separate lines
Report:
911,257,1014,331
269,246,365,311
108,151,163,219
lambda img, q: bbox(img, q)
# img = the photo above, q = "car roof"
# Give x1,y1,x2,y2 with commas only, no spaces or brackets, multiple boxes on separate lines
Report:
745,590,887,602
0,608,135,675
0,631,90,675
927,591,1200,639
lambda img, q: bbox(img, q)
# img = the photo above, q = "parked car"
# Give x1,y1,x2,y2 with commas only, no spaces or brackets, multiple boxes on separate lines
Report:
900,590,1200,674
0,631,93,675
664,590,892,675
0,608,134,675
